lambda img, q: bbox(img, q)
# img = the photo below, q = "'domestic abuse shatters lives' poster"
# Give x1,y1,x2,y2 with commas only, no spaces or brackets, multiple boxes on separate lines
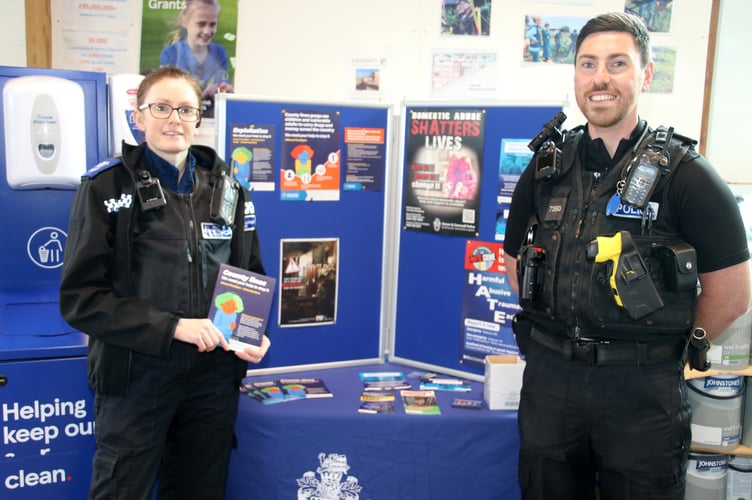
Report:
403,108,485,236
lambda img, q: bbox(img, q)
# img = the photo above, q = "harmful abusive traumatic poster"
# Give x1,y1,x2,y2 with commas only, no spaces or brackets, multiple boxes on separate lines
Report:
280,109,341,201
403,108,485,236
227,123,276,192
279,239,339,327
460,240,520,369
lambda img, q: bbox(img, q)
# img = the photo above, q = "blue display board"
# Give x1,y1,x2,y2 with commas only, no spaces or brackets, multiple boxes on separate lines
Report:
391,102,563,377
0,66,108,340
215,95,392,370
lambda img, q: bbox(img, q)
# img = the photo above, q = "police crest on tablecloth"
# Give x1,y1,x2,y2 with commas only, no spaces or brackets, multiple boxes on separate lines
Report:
297,452,362,500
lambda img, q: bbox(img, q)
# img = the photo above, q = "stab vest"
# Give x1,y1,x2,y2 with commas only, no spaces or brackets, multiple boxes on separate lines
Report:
523,123,699,341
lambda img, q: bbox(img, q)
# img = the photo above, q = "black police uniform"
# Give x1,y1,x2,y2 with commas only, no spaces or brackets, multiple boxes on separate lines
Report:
60,142,264,500
504,121,749,499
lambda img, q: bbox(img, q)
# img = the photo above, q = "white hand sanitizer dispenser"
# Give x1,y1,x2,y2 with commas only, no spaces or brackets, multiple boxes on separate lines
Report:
108,73,145,156
3,75,87,189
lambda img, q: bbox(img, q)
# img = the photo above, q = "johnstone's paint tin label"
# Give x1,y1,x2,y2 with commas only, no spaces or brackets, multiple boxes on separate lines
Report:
690,375,745,397
685,453,727,500
688,376,744,450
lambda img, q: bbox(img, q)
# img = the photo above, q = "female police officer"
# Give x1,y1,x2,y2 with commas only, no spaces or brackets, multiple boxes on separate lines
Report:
60,67,269,500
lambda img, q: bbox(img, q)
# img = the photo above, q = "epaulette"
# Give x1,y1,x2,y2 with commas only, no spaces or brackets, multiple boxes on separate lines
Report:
83,157,123,179
672,131,698,148
654,125,697,148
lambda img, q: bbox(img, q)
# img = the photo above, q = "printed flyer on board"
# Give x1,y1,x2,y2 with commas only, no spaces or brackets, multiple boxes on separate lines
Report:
459,240,520,369
280,109,341,201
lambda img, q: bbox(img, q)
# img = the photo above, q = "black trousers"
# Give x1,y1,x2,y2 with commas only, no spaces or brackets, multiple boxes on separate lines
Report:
88,343,242,500
517,338,691,500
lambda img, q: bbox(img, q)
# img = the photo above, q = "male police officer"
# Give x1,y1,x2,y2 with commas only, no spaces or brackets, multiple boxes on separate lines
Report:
503,12,750,500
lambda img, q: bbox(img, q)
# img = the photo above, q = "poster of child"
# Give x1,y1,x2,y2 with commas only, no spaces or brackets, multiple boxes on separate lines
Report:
140,0,237,118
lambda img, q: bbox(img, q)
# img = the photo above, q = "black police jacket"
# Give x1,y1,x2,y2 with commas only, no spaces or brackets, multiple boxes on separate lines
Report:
59,142,265,394
522,125,699,341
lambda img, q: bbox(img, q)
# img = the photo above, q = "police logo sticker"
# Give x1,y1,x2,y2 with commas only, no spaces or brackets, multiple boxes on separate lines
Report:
468,244,497,272
103,193,133,213
296,452,363,499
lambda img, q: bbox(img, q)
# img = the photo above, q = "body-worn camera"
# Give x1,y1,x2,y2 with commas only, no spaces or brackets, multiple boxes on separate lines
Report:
528,111,567,182
517,244,546,308
535,141,562,181
137,170,167,211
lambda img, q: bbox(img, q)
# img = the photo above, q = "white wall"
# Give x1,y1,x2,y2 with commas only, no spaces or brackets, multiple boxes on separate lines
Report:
1,0,28,67
233,0,712,143
11,0,742,183
705,0,751,183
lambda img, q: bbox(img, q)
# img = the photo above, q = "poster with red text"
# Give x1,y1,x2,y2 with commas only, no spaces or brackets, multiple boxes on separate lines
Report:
403,108,485,236
459,240,520,369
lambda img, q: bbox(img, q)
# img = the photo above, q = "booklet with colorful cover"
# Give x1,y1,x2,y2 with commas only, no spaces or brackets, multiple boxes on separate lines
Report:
279,378,334,398
247,380,306,405
358,391,396,414
209,263,276,349
401,390,441,415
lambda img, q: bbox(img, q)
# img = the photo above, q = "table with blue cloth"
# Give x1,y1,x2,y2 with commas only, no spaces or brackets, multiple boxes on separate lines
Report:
227,362,521,500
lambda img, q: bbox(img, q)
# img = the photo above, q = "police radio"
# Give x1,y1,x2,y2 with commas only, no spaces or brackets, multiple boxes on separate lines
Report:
210,170,239,226
136,170,167,211
620,127,674,209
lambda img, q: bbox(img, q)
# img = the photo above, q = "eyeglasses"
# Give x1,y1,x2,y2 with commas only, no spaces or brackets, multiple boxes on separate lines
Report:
137,102,201,122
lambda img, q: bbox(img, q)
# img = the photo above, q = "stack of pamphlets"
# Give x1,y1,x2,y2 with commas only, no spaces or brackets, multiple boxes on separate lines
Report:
359,371,412,391
400,390,441,415
358,391,396,414
242,378,333,404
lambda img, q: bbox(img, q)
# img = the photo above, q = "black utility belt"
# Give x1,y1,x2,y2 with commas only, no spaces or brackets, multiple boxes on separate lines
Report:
530,327,686,366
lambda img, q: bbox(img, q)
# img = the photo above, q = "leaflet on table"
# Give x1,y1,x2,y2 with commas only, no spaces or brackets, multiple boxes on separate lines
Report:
362,380,412,391
419,378,472,392
243,378,334,403
358,391,396,414
243,380,306,405
279,378,334,398
360,371,412,390
359,371,408,382
407,370,440,381
209,263,276,349
401,390,441,415
451,398,484,410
